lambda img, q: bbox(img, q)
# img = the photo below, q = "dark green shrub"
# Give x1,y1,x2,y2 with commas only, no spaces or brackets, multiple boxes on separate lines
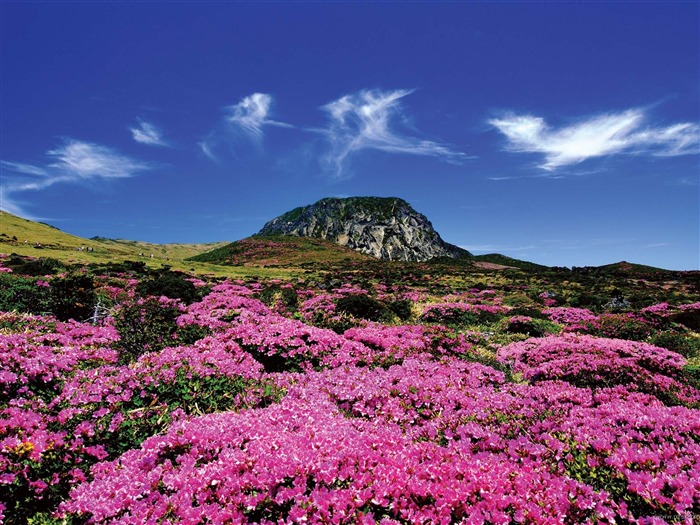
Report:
175,323,212,346
504,317,556,337
507,306,548,320
136,270,199,304
0,274,51,314
259,285,299,313
589,314,654,341
671,309,700,331
11,257,65,276
649,331,700,359
388,299,413,322
336,294,387,322
113,298,181,364
48,273,97,322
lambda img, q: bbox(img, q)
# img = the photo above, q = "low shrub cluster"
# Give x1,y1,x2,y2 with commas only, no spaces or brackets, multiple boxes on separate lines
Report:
1,255,699,524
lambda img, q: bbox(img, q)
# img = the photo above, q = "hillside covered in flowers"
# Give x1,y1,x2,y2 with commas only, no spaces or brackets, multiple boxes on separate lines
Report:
1,253,699,525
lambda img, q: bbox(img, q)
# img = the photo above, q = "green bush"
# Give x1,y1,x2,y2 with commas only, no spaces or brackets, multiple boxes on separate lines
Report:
113,298,181,364
387,299,413,322
671,309,700,331
589,314,654,341
336,294,387,322
48,273,97,322
0,274,51,315
259,285,299,313
649,331,700,359
136,270,199,304
10,257,65,276
0,272,96,321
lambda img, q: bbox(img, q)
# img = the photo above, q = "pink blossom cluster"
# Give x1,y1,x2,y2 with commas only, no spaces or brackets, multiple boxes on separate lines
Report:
177,281,269,330
544,307,600,330
226,308,371,371
0,313,119,398
62,360,700,525
497,334,700,405
299,293,346,326
3,273,700,524
641,303,672,317
344,323,475,364
0,305,269,518
62,395,625,525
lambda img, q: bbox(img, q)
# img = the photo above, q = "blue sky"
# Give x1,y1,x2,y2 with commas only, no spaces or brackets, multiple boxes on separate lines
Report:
1,2,698,270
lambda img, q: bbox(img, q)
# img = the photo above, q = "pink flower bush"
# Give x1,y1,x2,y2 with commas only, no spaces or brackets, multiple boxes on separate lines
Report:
62,396,626,525
344,323,476,365
544,307,599,330
2,269,700,524
497,334,700,406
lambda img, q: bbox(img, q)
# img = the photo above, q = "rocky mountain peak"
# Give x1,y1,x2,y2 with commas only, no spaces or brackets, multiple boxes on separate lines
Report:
257,197,470,262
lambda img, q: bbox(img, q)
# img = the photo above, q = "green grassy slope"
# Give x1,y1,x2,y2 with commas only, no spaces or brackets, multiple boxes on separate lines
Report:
0,211,228,260
188,235,372,267
472,253,549,271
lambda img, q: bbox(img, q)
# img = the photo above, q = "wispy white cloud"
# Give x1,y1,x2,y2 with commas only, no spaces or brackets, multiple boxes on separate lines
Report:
198,141,218,162
490,108,699,170
321,88,469,178
199,93,292,162
643,242,672,249
1,139,152,216
130,119,169,146
46,140,150,180
226,93,292,140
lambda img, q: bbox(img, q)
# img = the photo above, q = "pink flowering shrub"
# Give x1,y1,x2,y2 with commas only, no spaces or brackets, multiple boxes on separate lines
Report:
344,323,476,366
226,309,371,372
61,365,700,525
0,309,282,522
497,335,700,406
544,306,600,330
0,313,119,401
61,396,626,525
299,292,355,332
2,264,700,524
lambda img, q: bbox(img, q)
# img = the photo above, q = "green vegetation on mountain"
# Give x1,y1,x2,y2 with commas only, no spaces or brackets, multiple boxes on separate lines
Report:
473,253,549,271
188,235,371,267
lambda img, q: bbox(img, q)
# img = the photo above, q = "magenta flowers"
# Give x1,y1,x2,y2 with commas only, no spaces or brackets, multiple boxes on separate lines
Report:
1,266,699,524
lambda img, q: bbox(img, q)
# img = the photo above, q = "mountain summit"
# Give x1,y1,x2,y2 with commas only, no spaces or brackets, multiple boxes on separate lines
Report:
257,197,470,262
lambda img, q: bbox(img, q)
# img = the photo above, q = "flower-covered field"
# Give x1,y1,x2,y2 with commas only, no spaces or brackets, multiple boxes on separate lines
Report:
1,254,699,524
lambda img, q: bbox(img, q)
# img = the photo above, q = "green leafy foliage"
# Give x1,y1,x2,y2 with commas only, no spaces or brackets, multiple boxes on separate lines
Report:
336,294,387,322
113,298,181,364
47,272,97,322
5,256,66,276
0,273,51,315
259,284,299,313
0,271,96,321
136,269,200,304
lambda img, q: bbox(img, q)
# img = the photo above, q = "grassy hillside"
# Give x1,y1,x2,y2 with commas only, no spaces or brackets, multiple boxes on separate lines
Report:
189,235,372,267
0,211,280,278
0,211,227,260
472,253,549,271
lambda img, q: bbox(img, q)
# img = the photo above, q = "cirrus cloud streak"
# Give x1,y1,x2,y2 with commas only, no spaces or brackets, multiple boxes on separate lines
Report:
490,108,699,170
1,139,152,217
226,93,293,140
130,119,169,147
321,88,469,178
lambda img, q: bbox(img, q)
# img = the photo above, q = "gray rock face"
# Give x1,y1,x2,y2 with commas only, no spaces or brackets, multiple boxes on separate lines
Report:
257,197,470,262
